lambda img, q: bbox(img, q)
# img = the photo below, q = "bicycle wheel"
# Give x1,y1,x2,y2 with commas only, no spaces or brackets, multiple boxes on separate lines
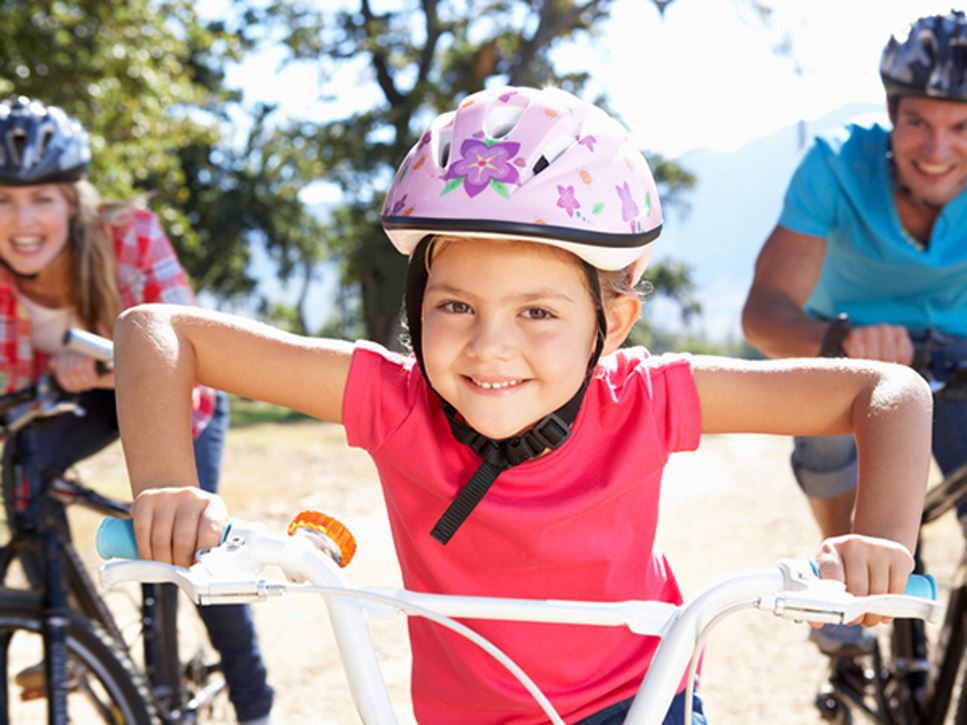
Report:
949,586,967,725
0,586,159,723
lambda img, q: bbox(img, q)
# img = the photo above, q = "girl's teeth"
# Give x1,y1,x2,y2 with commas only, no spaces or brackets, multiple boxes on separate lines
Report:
474,378,521,390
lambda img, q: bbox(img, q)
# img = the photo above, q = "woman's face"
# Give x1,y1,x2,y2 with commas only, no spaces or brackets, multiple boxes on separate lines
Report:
0,184,72,276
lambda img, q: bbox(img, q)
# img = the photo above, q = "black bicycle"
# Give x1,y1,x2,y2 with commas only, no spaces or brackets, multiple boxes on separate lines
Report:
815,333,967,725
0,329,226,723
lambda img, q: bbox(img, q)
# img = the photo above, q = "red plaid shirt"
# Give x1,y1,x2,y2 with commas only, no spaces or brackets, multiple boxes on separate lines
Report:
0,208,216,438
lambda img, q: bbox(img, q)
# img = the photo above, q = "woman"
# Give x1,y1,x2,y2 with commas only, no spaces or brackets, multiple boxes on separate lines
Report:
0,96,274,725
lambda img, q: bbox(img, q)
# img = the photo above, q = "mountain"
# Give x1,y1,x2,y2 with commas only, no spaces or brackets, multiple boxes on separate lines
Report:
649,102,888,342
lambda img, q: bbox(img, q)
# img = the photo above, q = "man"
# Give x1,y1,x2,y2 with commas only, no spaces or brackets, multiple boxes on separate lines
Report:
742,10,967,656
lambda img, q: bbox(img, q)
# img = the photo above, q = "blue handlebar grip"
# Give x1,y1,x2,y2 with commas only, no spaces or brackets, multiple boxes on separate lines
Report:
96,518,140,560
808,560,937,600
903,573,938,600
96,518,231,561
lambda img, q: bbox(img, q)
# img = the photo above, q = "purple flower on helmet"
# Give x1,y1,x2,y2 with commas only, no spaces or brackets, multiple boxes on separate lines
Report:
390,194,408,216
417,132,431,150
578,134,597,152
556,185,580,217
444,138,521,198
616,181,639,224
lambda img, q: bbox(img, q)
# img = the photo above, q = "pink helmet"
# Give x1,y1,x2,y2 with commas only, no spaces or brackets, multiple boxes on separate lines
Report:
381,85,662,285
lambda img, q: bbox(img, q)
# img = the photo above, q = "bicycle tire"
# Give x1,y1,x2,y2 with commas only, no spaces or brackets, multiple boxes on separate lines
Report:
949,586,967,725
0,586,160,724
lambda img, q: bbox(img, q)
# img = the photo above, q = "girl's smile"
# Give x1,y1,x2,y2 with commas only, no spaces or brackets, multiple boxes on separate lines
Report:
422,238,598,440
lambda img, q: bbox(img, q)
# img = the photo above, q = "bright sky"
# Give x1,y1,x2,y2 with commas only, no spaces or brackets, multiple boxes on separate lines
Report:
207,0,960,196
200,0,960,326
595,0,959,156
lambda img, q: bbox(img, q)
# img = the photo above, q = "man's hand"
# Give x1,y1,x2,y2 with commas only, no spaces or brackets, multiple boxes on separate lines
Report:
842,324,914,366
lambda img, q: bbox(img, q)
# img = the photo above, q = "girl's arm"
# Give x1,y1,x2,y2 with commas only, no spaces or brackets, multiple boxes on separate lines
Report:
113,303,354,566
692,355,932,619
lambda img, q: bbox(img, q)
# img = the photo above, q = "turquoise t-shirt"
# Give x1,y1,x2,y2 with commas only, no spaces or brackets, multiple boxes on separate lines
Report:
778,123,967,336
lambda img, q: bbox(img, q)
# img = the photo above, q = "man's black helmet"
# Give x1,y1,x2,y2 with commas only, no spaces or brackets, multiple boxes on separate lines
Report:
0,97,91,185
880,11,967,101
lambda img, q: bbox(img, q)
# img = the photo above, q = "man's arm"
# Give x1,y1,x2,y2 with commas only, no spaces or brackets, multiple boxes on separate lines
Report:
741,225,829,359
743,225,914,364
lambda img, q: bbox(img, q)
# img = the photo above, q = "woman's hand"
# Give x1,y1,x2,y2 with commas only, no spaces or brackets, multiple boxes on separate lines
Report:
48,349,113,392
130,487,228,568
815,534,915,626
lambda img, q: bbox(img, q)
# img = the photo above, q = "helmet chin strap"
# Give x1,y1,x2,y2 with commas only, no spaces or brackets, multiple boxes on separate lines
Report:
405,236,607,544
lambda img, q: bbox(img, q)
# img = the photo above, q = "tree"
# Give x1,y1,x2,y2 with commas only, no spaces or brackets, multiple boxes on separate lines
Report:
0,0,329,307
252,0,700,346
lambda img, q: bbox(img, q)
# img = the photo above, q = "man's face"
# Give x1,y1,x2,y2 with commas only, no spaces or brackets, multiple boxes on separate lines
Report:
891,96,967,207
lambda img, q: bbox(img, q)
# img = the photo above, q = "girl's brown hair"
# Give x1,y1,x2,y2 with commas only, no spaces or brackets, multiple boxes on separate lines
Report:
56,181,123,337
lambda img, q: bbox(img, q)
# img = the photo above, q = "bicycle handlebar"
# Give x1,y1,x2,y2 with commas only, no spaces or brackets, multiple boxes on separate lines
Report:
94,517,938,600
62,328,114,364
95,514,944,725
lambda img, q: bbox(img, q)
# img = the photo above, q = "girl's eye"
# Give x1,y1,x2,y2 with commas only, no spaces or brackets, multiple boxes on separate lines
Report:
522,307,555,320
441,300,472,314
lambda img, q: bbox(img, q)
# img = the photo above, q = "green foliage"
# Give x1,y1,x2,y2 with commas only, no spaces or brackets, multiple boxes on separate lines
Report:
247,0,702,347
1,0,708,346
0,0,247,290
228,395,308,427
0,0,327,308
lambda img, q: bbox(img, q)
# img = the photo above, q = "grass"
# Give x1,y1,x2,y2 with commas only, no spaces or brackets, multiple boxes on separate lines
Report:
227,395,309,427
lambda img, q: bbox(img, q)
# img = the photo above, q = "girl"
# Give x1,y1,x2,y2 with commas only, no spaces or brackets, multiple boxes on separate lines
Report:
0,96,274,724
115,86,931,724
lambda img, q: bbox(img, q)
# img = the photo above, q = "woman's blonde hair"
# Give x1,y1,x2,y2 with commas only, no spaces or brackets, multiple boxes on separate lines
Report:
56,181,123,337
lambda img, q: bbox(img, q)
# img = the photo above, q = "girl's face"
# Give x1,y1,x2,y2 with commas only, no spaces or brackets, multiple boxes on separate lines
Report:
891,96,967,207
422,238,599,440
0,184,72,276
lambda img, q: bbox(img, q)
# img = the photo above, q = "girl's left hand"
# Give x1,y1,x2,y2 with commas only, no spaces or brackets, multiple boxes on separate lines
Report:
815,534,915,626
49,349,113,392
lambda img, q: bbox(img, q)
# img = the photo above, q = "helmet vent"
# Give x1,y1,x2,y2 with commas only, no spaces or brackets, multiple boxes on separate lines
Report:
8,129,25,166
484,105,523,139
435,123,453,168
532,156,550,175
37,124,55,167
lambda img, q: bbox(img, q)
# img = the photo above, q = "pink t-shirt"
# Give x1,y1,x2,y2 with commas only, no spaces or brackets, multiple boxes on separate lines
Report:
343,341,702,724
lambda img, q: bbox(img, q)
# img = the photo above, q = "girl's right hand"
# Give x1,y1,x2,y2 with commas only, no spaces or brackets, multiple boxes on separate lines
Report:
130,487,228,568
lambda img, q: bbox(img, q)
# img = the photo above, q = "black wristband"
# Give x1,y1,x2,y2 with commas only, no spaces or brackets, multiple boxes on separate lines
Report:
819,314,851,358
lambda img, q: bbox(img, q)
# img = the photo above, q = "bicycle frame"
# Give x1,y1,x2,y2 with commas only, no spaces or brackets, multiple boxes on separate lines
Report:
0,330,221,723
98,517,943,725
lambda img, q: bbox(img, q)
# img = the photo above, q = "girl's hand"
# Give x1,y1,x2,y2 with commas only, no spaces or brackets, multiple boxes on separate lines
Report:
49,349,113,392
130,487,228,568
815,534,915,626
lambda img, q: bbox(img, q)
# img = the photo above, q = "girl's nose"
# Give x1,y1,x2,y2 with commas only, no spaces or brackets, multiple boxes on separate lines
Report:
466,315,513,360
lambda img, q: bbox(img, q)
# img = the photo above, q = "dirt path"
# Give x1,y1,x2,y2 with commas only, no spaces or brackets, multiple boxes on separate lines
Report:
71,422,962,724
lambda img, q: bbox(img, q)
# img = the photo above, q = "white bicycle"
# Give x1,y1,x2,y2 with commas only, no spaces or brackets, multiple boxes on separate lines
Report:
96,512,942,725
